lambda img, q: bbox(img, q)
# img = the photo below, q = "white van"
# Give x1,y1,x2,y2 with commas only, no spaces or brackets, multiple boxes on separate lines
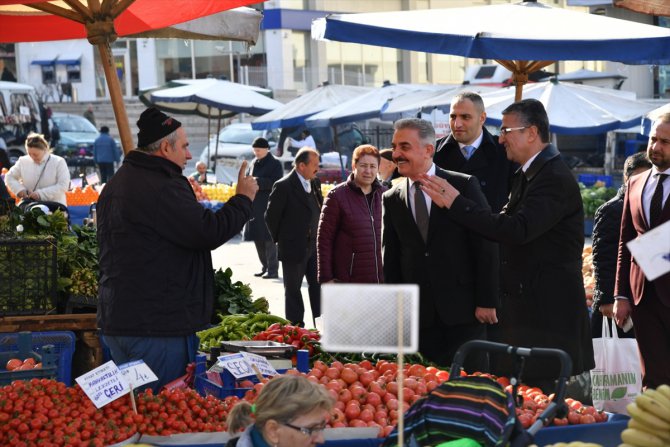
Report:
0,81,42,165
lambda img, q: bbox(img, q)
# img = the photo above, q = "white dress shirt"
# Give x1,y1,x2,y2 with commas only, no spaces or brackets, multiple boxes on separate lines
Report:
642,167,670,226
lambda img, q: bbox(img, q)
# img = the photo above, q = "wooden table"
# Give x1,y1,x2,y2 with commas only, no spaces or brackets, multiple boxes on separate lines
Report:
0,313,104,379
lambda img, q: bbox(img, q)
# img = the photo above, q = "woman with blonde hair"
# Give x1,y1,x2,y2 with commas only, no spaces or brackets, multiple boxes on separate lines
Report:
4,132,70,207
226,375,334,447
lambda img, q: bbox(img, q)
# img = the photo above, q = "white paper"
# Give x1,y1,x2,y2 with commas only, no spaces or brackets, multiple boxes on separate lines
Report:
75,360,130,408
118,360,159,388
86,172,100,185
626,220,670,281
240,352,278,377
216,352,279,379
206,173,217,184
217,353,254,379
70,177,83,189
19,106,30,116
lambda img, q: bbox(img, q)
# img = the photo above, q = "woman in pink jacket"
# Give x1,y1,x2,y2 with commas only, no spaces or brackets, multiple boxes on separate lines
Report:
317,144,386,284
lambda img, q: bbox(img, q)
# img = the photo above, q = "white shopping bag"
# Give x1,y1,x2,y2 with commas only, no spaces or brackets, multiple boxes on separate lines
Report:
590,318,642,414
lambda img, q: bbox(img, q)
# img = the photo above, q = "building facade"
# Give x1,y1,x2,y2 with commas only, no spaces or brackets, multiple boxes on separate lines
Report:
1,0,667,103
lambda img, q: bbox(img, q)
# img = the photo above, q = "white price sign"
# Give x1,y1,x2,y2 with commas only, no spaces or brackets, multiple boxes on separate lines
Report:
241,352,278,377
217,352,279,379
75,361,130,408
118,360,158,389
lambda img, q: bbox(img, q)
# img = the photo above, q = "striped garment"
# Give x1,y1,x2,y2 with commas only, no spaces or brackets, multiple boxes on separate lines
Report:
382,376,516,447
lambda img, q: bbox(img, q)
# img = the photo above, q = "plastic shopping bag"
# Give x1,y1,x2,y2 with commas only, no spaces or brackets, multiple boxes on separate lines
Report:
590,318,643,414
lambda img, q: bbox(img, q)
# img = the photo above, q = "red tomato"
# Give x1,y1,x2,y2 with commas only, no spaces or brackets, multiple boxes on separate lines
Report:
5,358,21,371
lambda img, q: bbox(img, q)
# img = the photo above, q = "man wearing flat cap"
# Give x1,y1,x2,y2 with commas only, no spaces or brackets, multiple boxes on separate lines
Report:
96,107,258,391
243,137,283,279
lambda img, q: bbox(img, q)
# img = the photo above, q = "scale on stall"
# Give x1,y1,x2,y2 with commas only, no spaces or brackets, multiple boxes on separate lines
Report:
218,340,297,372
320,283,419,447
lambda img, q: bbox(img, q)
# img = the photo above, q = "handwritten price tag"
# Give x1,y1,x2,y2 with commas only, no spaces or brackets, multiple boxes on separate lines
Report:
217,352,278,379
75,361,130,409
118,360,158,389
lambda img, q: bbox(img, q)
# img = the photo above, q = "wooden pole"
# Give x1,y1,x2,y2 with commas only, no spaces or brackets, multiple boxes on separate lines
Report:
97,42,133,154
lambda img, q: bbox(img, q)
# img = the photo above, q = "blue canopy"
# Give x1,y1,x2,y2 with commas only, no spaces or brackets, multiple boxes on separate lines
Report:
313,2,670,65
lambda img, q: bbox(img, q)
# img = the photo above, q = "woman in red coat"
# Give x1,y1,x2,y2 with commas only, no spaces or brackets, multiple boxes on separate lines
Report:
317,144,386,283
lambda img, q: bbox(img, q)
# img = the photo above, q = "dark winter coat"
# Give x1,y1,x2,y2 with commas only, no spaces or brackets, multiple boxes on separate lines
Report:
591,186,625,310
317,173,385,283
97,150,252,337
265,170,323,263
434,127,516,213
448,144,594,380
243,153,283,242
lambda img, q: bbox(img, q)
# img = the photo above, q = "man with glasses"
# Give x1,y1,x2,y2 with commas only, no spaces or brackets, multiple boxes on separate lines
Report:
434,91,516,213
420,99,594,397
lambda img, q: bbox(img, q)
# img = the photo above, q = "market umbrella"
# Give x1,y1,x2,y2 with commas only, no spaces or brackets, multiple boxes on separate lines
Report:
480,79,657,135
641,102,670,136
0,0,263,154
305,82,444,127
380,85,500,121
251,82,371,130
312,0,670,102
148,79,282,117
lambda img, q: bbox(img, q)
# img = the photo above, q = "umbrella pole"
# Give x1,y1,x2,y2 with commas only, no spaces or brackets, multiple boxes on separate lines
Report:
97,42,133,154
213,112,222,174
332,124,346,182
207,106,212,170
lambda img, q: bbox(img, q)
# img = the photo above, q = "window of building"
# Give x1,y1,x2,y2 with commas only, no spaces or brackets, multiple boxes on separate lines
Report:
658,17,670,98
41,65,56,84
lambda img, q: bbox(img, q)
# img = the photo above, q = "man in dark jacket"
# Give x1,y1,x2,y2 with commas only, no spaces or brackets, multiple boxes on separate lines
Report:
97,107,258,390
422,99,594,393
435,92,515,213
590,152,650,338
265,147,322,327
244,137,283,279
93,126,121,184
383,118,498,370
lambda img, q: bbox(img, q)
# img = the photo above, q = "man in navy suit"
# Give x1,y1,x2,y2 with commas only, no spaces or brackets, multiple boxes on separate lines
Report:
382,118,498,370
265,147,323,327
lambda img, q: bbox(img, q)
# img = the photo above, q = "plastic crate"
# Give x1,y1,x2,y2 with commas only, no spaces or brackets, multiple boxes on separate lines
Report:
194,350,309,399
534,413,629,447
0,238,58,315
578,174,597,187
0,331,75,385
0,332,58,385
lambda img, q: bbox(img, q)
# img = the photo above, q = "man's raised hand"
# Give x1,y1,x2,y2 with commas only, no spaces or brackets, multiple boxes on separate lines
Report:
236,160,258,201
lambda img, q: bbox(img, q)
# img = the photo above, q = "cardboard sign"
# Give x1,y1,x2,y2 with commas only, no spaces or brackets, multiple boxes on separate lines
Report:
217,352,279,379
118,360,158,389
75,361,130,408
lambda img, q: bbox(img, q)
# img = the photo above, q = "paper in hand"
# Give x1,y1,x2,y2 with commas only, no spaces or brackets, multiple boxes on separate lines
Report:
626,220,670,281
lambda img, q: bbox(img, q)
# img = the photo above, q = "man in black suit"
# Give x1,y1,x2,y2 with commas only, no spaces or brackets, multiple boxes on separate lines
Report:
434,91,515,213
421,100,594,392
383,118,499,370
265,147,323,327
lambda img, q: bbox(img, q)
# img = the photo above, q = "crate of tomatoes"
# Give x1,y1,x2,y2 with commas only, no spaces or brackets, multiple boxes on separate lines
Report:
0,332,57,385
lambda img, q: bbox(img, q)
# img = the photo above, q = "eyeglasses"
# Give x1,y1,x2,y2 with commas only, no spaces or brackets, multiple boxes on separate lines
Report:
282,422,327,437
500,126,528,136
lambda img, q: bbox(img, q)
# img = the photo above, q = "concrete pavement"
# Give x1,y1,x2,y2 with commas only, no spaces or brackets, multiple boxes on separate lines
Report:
211,234,316,326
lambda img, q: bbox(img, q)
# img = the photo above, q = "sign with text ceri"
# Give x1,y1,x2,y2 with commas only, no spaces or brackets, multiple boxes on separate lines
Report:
217,352,278,379
75,360,130,408
119,360,158,389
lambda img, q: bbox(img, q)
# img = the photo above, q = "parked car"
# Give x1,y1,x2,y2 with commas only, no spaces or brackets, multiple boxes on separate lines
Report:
0,80,42,166
49,112,100,170
199,123,281,184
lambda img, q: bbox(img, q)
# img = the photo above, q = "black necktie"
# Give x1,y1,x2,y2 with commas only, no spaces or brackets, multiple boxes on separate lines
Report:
650,173,668,228
414,182,429,242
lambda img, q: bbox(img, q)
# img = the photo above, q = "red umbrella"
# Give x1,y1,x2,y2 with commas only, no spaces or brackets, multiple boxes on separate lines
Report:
0,0,263,154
